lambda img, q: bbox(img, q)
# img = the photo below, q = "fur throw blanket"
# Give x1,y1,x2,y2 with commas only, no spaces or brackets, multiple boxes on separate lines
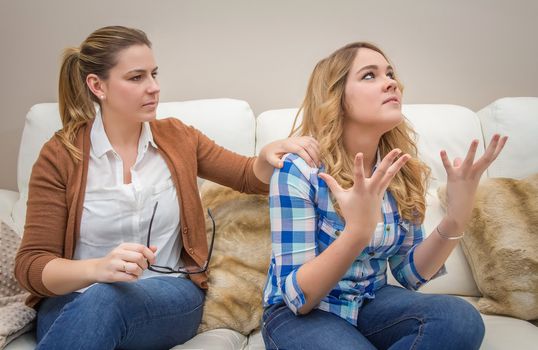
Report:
198,182,271,335
438,173,538,321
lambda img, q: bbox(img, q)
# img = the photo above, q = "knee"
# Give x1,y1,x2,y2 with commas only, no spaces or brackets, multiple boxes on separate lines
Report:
77,283,132,318
429,296,485,348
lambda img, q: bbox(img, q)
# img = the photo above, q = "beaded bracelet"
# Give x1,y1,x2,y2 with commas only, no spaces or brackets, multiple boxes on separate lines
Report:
435,225,465,240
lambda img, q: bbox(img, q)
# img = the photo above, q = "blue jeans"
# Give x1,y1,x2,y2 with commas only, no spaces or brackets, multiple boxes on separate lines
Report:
262,285,485,350
36,276,204,350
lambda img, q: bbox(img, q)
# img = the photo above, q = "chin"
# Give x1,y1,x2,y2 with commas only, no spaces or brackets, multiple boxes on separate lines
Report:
139,111,157,122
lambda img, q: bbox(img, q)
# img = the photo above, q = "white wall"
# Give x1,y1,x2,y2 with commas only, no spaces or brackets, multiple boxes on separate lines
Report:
1,0,537,191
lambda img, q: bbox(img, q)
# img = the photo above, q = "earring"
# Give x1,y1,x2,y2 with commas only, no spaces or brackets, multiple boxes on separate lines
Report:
99,95,105,100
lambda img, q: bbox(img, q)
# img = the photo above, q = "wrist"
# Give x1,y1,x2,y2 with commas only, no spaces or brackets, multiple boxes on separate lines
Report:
437,217,465,239
85,258,101,283
339,226,371,248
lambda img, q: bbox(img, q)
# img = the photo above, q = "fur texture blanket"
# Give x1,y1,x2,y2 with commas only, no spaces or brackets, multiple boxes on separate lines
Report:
198,181,271,335
438,173,538,321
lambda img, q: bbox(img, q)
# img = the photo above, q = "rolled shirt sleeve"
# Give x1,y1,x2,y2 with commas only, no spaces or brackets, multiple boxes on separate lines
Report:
389,223,447,290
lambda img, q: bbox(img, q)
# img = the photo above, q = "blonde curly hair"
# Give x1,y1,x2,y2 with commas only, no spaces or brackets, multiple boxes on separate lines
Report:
291,42,430,224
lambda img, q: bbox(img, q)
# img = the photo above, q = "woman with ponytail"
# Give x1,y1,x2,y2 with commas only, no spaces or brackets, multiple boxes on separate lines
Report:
14,26,319,350
262,42,507,349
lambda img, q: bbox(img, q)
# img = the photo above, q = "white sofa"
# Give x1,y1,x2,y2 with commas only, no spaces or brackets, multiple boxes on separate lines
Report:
2,97,538,350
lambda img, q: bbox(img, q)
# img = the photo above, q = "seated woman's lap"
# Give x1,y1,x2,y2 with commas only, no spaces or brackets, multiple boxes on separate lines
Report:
357,284,485,350
36,276,204,350
262,285,484,350
261,302,376,350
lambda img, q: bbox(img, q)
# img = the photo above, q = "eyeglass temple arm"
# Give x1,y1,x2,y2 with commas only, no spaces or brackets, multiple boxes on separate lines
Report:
146,202,159,247
205,208,216,268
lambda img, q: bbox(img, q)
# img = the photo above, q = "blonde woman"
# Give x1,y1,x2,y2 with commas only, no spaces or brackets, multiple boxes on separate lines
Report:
15,26,319,350
262,42,507,349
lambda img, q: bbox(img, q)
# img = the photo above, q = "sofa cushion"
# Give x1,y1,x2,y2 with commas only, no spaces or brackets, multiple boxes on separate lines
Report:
459,297,538,349
478,97,538,179
439,174,538,320
12,99,256,235
198,181,270,335
170,329,247,350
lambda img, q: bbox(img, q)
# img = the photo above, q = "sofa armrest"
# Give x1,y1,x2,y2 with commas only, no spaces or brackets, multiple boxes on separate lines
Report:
0,189,19,229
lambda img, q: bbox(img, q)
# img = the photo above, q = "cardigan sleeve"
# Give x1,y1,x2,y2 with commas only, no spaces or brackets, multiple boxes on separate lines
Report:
14,138,68,298
191,125,269,195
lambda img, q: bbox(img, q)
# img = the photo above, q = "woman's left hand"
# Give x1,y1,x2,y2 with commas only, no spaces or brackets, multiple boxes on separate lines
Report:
261,136,320,168
441,134,508,232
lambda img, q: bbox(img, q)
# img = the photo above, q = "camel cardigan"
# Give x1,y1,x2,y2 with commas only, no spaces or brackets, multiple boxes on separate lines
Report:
15,117,268,307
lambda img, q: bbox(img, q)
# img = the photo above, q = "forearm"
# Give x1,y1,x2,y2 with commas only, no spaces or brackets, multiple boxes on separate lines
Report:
42,258,99,295
413,217,461,279
296,229,369,314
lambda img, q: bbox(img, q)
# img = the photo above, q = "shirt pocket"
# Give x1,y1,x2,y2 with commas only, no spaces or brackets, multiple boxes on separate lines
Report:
316,217,342,251
153,177,175,195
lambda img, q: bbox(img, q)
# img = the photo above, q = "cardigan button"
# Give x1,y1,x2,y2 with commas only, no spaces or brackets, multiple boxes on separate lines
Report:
183,227,188,235
188,248,194,254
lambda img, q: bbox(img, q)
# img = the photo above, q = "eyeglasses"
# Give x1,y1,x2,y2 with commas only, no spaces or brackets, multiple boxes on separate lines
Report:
146,202,216,274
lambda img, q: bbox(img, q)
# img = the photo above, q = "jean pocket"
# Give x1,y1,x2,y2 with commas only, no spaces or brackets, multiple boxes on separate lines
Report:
262,303,291,330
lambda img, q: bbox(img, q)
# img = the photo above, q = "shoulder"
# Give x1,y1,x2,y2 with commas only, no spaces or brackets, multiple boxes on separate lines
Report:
38,134,73,164
150,117,189,132
150,117,201,142
281,153,320,178
273,153,323,192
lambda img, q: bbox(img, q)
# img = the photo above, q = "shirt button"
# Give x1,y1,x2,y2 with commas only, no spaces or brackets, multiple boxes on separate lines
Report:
335,230,341,237
386,226,391,232
368,252,375,256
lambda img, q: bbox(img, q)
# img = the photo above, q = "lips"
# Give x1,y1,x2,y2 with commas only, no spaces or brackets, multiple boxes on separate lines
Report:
383,96,400,104
143,101,157,107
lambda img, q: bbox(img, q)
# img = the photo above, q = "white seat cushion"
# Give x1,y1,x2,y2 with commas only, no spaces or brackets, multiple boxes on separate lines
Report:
459,297,538,350
170,329,247,350
3,331,36,350
246,330,265,350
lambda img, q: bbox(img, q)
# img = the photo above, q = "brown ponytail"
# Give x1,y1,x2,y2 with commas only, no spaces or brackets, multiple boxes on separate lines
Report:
55,26,151,161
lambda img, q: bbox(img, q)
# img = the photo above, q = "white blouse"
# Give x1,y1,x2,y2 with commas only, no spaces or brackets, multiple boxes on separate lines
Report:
74,112,183,291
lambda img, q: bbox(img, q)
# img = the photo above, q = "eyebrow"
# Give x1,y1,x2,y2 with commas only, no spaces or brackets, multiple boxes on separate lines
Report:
126,67,159,74
355,64,393,75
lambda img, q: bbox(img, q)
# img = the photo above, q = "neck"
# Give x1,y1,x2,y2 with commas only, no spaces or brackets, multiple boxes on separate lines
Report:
343,121,381,177
100,110,142,150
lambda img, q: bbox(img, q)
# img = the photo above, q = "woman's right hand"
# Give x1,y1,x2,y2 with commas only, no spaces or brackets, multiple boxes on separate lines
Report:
92,243,157,283
318,149,410,242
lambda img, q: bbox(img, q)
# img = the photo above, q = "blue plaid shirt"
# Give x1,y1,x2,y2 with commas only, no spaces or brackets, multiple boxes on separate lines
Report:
263,154,446,325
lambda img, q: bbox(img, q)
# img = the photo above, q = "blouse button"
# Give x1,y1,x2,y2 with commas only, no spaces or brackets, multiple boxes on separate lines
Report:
368,251,375,257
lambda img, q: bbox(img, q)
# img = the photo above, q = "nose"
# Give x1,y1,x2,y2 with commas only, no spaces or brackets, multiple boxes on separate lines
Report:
383,76,398,92
147,76,160,94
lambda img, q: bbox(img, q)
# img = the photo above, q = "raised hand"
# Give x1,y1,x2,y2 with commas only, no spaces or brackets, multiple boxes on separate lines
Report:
441,134,508,233
262,136,320,168
318,149,410,241
92,243,157,283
